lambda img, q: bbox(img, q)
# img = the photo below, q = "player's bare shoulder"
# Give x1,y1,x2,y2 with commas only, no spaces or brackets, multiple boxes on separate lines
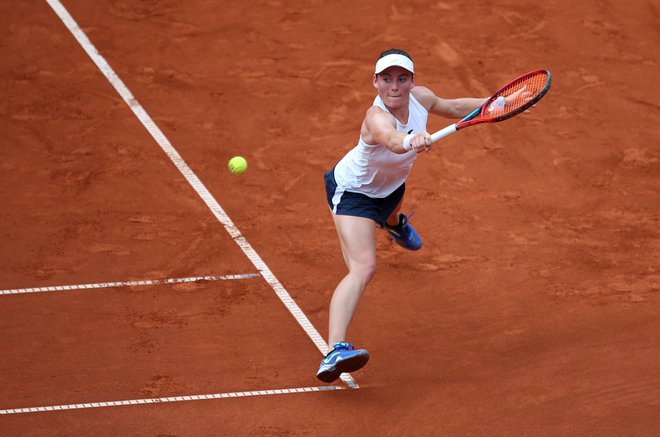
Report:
361,105,396,144
365,105,397,127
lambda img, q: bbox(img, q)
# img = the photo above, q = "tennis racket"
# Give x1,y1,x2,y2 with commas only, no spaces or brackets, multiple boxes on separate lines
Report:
430,69,552,143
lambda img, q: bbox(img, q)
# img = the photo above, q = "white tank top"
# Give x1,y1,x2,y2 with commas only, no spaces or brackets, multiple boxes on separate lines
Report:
333,93,429,198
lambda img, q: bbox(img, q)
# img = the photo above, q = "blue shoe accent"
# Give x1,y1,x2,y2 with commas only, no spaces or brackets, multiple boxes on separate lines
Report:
385,212,422,250
316,342,369,383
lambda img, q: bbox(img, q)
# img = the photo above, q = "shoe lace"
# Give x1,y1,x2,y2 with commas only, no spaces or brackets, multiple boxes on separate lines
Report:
404,210,416,222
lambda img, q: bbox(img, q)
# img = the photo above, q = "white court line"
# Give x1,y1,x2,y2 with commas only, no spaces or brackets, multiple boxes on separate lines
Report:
0,385,344,415
44,0,357,390
0,274,259,295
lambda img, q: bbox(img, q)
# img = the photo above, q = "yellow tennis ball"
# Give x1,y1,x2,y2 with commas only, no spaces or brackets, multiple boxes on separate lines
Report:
228,156,248,174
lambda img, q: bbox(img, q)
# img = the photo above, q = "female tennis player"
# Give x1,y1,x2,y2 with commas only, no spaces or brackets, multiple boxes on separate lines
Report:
317,49,493,383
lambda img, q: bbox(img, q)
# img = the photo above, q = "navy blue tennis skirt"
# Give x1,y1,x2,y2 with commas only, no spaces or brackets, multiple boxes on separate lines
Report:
324,167,405,227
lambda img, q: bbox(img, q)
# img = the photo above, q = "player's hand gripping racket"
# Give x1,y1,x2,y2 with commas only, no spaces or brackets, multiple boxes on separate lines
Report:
430,69,552,143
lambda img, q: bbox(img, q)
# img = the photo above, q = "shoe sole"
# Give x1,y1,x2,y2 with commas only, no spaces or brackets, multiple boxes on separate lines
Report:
317,351,369,383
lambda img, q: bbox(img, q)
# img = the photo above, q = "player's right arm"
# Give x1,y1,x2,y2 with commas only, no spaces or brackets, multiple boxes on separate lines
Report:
360,106,430,154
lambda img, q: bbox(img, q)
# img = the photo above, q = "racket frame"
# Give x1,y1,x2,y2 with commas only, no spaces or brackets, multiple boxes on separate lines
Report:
430,69,552,144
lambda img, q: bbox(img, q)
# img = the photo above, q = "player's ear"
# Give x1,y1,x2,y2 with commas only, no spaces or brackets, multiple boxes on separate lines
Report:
373,74,378,88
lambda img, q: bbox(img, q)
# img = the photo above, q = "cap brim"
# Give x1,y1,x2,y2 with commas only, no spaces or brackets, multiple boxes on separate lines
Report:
374,54,414,74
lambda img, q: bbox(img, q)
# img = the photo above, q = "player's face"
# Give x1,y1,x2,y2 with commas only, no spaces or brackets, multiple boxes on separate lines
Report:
373,66,414,109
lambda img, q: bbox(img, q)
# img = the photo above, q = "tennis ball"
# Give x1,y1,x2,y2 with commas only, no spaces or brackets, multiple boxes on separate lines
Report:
228,156,248,174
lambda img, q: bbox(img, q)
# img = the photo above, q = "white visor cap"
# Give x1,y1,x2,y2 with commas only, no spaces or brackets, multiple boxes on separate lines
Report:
374,53,414,75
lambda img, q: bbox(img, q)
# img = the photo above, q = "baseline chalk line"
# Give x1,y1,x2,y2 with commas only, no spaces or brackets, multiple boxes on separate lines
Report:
0,385,344,415
0,273,259,296
44,0,358,389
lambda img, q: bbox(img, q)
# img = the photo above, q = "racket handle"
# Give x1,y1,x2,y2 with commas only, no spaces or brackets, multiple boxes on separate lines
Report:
430,124,457,143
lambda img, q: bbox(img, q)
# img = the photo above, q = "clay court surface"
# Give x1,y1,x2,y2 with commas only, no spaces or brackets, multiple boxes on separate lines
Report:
1,0,659,435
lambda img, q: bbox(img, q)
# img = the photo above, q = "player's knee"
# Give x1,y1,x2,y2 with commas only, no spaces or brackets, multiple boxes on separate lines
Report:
355,260,377,285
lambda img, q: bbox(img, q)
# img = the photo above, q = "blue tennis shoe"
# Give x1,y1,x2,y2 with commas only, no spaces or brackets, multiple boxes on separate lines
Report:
384,212,422,250
316,342,369,383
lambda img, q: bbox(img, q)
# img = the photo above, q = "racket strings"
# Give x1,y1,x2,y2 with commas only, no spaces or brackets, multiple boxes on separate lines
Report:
491,72,550,117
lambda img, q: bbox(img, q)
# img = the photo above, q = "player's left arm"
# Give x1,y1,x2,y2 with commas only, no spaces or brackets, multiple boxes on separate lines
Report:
412,86,488,119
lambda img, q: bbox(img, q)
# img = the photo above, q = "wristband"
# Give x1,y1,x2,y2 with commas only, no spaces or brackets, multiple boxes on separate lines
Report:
402,134,414,151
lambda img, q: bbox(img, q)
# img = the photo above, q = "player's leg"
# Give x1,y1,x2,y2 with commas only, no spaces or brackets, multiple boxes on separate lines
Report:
328,214,377,345
317,213,374,383
385,198,404,227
